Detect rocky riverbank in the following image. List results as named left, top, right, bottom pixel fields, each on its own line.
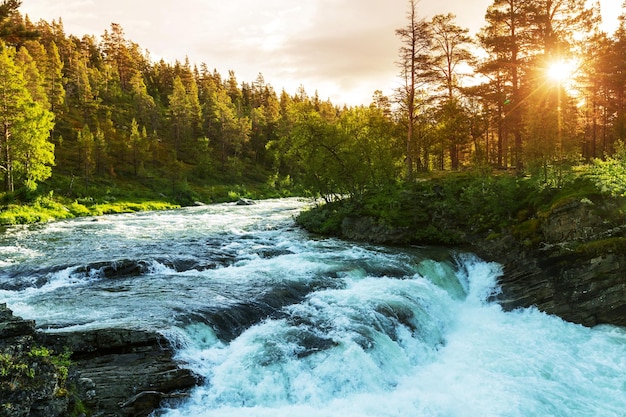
left=474, top=198, right=626, bottom=327
left=337, top=190, right=626, bottom=328
left=0, top=304, right=199, bottom=417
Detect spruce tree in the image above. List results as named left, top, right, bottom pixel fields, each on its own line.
left=0, top=42, right=54, bottom=192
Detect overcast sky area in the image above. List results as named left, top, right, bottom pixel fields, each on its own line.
left=19, top=0, right=622, bottom=106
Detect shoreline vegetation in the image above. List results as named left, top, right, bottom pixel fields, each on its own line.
left=0, top=174, right=302, bottom=226
left=296, top=167, right=626, bottom=248
left=5, top=158, right=626, bottom=244
left=0, top=198, right=179, bottom=226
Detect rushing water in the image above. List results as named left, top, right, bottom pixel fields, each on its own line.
left=1, top=198, right=626, bottom=417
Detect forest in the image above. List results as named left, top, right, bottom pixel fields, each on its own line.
left=1, top=0, right=626, bottom=218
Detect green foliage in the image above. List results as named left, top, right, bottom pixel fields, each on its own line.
left=0, top=41, right=55, bottom=193
left=0, top=352, right=34, bottom=380
left=296, top=200, right=350, bottom=235
left=67, top=201, right=92, bottom=216
left=512, top=218, right=542, bottom=243
left=540, top=176, right=601, bottom=212
left=68, top=396, right=89, bottom=417
left=456, top=173, right=535, bottom=230
left=30, top=346, right=71, bottom=386
left=298, top=173, right=547, bottom=245
left=2, top=345, right=70, bottom=389
left=575, top=237, right=626, bottom=257
left=1, top=342, right=83, bottom=414
left=272, top=102, right=402, bottom=200
left=584, top=143, right=626, bottom=197
left=0, top=194, right=179, bottom=225
left=0, top=204, right=56, bottom=224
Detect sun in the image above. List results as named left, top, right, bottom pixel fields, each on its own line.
left=546, top=59, right=577, bottom=83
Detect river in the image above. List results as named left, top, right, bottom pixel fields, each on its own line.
left=1, top=198, right=625, bottom=416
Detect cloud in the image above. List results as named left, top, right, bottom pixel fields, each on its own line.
left=20, top=0, right=499, bottom=105
left=21, top=0, right=620, bottom=107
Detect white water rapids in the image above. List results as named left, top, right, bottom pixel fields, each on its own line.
left=1, top=198, right=625, bottom=416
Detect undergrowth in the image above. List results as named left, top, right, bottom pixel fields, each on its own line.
left=296, top=170, right=610, bottom=246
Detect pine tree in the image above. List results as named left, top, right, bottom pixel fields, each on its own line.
left=429, top=13, right=474, bottom=169
left=479, top=0, right=536, bottom=172
left=0, top=42, right=54, bottom=192
left=168, top=76, right=193, bottom=160
left=14, top=45, right=48, bottom=107
left=395, top=0, right=432, bottom=178
left=0, top=0, right=38, bottom=46
left=44, top=41, right=65, bottom=114
left=76, top=124, right=94, bottom=185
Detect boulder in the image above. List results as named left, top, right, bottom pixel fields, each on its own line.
left=236, top=198, right=255, bottom=206
left=1, top=303, right=199, bottom=417
left=0, top=304, right=69, bottom=417
left=40, top=327, right=200, bottom=417
left=0, top=303, right=35, bottom=339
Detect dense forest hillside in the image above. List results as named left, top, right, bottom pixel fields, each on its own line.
left=1, top=0, right=626, bottom=221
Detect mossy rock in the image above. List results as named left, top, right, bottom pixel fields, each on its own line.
left=575, top=237, right=626, bottom=256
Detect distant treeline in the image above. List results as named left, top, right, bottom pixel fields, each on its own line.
left=1, top=0, right=626, bottom=203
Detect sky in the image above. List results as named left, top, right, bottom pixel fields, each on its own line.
left=19, top=0, right=623, bottom=106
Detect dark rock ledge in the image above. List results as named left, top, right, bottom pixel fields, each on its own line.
left=341, top=198, right=626, bottom=328
left=471, top=200, right=626, bottom=327
left=0, top=303, right=199, bottom=417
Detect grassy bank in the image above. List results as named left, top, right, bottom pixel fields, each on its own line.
left=296, top=169, right=621, bottom=246
left=0, top=195, right=180, bottom=226
left=0, top=172, right=304, bottom=226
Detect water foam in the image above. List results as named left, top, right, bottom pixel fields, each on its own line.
left=3, top=200, right=625, bottom=417
left=159, top=256, right=626, bottom=417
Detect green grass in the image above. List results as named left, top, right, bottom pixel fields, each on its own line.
left=295, top=169, right=620, bottom=246
left=0, top=169, right=303, bottom=226
left=0, top=196, right=180, bottom=226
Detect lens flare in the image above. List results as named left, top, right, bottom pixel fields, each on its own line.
left=546, top=59, right=576, bottom=83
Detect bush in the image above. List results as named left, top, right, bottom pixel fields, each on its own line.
left=67, top=202, right=91, bottom=217
left=584, top=141, right=626, bottom=197
left=296, top=200, right=348, bottom=235
left=295, top=173, right=555, bottom=245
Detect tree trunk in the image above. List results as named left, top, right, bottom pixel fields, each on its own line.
left=2, top=122, right=13, bottom=192
left=449, top=143, right=459, bottom=170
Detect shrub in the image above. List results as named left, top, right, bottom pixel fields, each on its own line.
left=585, top=142, right=626, bottom=197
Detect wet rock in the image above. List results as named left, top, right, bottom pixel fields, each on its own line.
left=0, top=303, right=35, bottom=338
left=176, top=279, right=339, bottom=342
left=477, top=237, right=626, bottom=327
left=0, top=304, right=69, bottom=417
left=294, top=332, right=339, bottom=358
left=473, top=198, right=626, bottom=327
left=77, top=259, right=152, bottom=279
left=341, top=216, right=410, bottom=244
left=1, top=303, right=199, bottom=417
left=40, top=327, right=200, bottom=417
left=0, top=265, right=65, bottom=291
left=236, top=198, right=255, bottom=206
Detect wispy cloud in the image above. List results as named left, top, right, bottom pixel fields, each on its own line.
left=23, top=0, right=617, bottom=105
